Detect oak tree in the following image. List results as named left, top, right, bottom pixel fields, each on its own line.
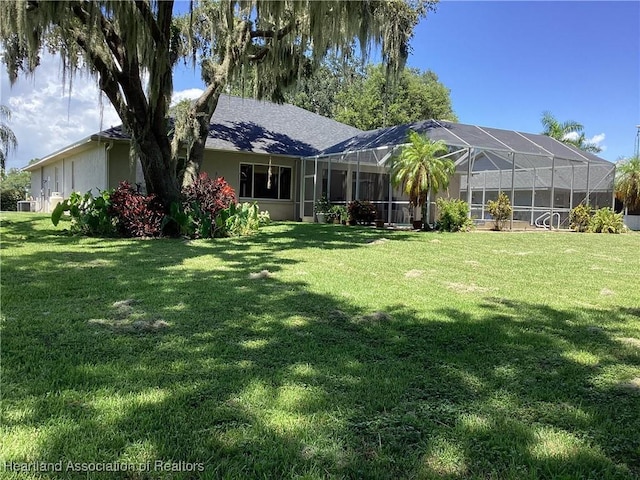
left=1, top=0, right=434, bottom=206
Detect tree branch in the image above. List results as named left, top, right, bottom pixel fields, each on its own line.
left=247, top=48, right=269, bottom=62
left=134, top=0, right=165, bottom=47
left=74, top=33, right=129, bottom=124
left=250, top=21, right=295, bottom=40
left=70, top=2, right=125, bottom=69
left=69, top=3, right=148, bottom=132
left=247, top=20, right=296, bottom=62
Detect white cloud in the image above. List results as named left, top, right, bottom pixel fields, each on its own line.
left=0, top=54, right=204, bottom=170
left=588, top=133, right=606, bottom=151
left=1, top=54, right=120, bottom=169
left=560, top=131, right=606, bottom=152
left=171, top=88, right=204, bottom=106
left=562, top=132, right=580, bottom=142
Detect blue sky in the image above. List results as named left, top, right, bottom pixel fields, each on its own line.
left=408, top=1, right=639, bottom=162
left=1, top=1, right=638, bottom=170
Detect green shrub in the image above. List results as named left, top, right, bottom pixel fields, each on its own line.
left=569, top=203, right=593, bottom=232
left=487, top=193, right=512, bottom=231
left=257, top=210, right=271, bottom=226
left=216, top=202, right=263, bottom=237
left=51, top=190, right=115, bottom=236
left=347, top=200, right=377, bottom=225
left=589, top=207, right=624, bottom=234
left=163, top=174, right=238, bottom=238
left=435, top=198, right=473, bottom=232
left=0, top=188, right=24, bottom=211
left=0, top=168, right=30, bottom=210
left=329, top=204, right=347, bottom=223
left=314, top=195, right=331, bottom=214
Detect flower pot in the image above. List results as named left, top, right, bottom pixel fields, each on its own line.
left=316, top=213, right=327, bottom=224
left=412, top=220, right=423, bottom=230
left=375, top=220, right=385, bottom=228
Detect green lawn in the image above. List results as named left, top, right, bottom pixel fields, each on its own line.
left=1, top=212, right=639, bottom=479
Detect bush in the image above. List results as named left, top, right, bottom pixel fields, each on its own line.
left=314, top=195, right=331, bottom=214
left=589, top=207, right=624, bottom=234
left=179, top=173, right=237, bottom=238
left=51, top=190, right=116, bottom=236
left=0, top=188, right=24, bottom=211
left=258, top=210, right=271, bottom=226
left=0, top=168, right=30, bottom=210
left=216, top=202, right=265, bottom=237
left=109, top=182, right=165, bottom=237
left=329, top=205, right=347, bottom=223
left=435, top=198, right=473, bottom=232
left=347, top=200, right=377, bottom=225
left=183, top=173, right=236, bottom=219
left=487, top=193, right=512, bottom=231
left=569, top=203, right=593, bottom=232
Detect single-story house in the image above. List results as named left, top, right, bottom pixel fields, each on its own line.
left=25, top=94, right=616, bottom=228
left=24, top=95, right=361, bottom=220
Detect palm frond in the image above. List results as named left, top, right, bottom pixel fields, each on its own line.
left=386, top=131, right=453, bottom=207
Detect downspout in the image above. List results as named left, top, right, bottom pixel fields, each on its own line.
left=105, top=141, right=114, bottom=190
left=39, top=166, right=45, bottom=212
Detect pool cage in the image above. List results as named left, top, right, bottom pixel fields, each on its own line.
left=300, top=120, right=616, bottom=229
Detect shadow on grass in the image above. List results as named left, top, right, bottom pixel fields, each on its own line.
left=1, top=216, right=639, bottom=479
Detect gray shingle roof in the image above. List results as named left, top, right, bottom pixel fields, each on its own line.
left=96, top=94, right=362, bottom=157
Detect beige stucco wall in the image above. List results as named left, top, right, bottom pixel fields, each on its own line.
left=107, top=143, right=137, bottom=189
left=201, top=150, right=299, bottom=221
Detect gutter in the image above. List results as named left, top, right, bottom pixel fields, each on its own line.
left=22, top=136, right=94, bottom=172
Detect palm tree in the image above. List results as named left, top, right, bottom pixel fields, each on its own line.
left=570, top=131, right=603, bottom=154
left=0, top=105, right=18, bottom=177
left=540, top=111, right=602, bottom=153
left=615, top=155, right=640, bottom=214
left=386, top=131, right=454, bottom=229
left=541, top=111, right=583, bottom=141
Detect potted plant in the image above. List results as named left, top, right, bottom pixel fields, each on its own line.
left=330, top=204, right=347, bottom=224
left=314, top=195, right=331, bottom=223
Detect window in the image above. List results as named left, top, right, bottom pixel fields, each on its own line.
left=239, top=163, right=292, bottom=200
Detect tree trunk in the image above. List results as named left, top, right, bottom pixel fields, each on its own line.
left=130, top=126, right=181, bottom=207
left=181, top=110, right=215, bottom=189
left=425, top=191, right=431, bottom=230
left=181, top=89, right=223, bottom=189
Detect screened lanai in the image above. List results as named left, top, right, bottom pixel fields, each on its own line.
left=300, top=120, right=616, bottom=228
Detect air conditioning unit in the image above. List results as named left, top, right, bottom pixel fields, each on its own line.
left=49, top=193, right=64, bottom=212
left=17, top=201, right=35, bottom=212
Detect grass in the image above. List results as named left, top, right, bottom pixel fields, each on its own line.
left=1, top=212, right=639, bottom=479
